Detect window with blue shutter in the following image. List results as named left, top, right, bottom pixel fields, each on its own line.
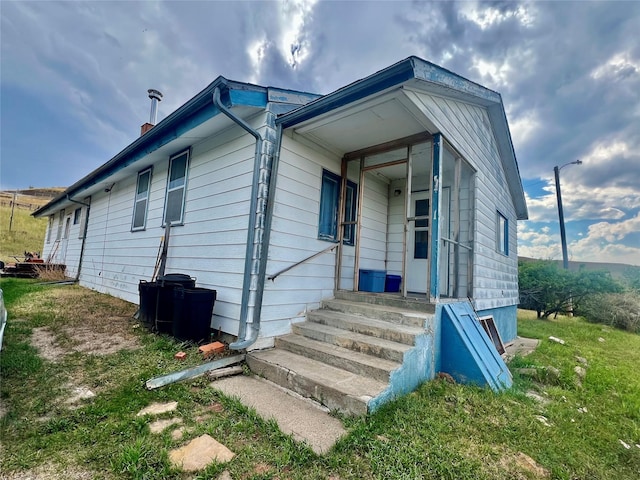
left=318, top=169, right=357, bottom=245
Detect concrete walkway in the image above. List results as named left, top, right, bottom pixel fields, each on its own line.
left=211, top=375, right=346, bottom=454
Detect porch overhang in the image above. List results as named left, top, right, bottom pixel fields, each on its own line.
left=277, top=56, right=528, bottom=220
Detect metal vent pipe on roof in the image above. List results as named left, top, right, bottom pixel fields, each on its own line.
left=148, top=89, right=163, bottom=125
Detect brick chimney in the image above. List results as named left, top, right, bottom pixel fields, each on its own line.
left=141, top=89, right=163, bottom=136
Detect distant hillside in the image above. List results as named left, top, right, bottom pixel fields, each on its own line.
left=0, top=188, right=65, bottom=263
left=0, top=187, right=65, bottom=211
left=518, top=256, right=639, bottom=282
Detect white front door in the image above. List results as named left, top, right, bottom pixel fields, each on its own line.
left=406, top=191, right=430, bottom=293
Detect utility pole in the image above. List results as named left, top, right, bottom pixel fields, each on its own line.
left=9, top=191, right=17, bottom=231
left=554, top=160, right=582, bottom=317
left=554, top=160, right=582, bottom=269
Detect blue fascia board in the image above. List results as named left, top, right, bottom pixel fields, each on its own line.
left=267, top=87, right=321, bottom=105
left=411, top=56, right=501, bottom=105
left=34, top=78, right=270, bottom=217
left=230, top=89, right=268, bottom=108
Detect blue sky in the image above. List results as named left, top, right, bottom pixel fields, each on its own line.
left=1, top=1, right=639, bottom=266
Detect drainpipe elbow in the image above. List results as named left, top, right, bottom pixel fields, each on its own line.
left=229, top=324, right=259, bottom=350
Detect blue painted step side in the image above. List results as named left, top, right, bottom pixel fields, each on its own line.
left=440, top=302, right=512, bottom=391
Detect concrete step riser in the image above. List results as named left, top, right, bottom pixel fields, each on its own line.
left=246, top=355, right=369, bottom=415
left=322, top=299, right=429, bottom=328
left=275, top=336, right=393, bottom=383
left=293, top=324, right=405, bottom=363
left=335, top=291, right=436, bottom=313
left=307, top=312, right=417, bottom=345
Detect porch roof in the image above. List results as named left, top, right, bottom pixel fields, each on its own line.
left=277, top=56, right=528, bottom=220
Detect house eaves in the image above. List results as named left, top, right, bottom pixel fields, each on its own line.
left=33, top=78, right=270, bottom=217
left=277, top=56, right=528, bottom=220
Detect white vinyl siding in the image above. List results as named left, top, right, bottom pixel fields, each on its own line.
left=132, top=168, right=152, bottom=231
left=75, top=114, right=265, bottom=337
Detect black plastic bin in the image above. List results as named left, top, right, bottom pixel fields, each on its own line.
left=138, top=280, right=159, bottom=327
left=172, top=287, right=217, bottom=342
left=139, top=274, right=196, bottom=333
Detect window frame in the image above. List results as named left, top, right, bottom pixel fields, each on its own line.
left=131, top=167, right=153, bottom=231
left=496, top=211, right=509, bottom=256
left=56, top=210, right=65, bottom=241
left=73, top=208, right=82, bottom=225
left=318, top=169, right=357, bottom=246
left=47, top=215, right=54, bottom=243
left=162, top=150, right=190, bottom=226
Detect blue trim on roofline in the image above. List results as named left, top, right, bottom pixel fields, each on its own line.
left=34, top=78, right=270, bottom=217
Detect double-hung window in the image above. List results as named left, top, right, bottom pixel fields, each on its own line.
left=73, top=208, right=82, bottom=225
left=318, top=169, right=357, bottom=245
left=496, top=211, right=508, bottom=255
left=56, top=210, right=65, bottom=241
left=47, top=215, right=54, bottom=243
left=163, top=150, right=189, bottom=225
left=132, top=168, right=152, bottom=231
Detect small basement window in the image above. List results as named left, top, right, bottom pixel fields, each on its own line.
left=132, top=168, right=152, bottom=231
left=497, top=211, right=508, bottom=256
left=163, top=150, right=189, bottom=226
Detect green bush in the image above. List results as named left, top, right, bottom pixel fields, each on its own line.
left=579, top=292, right=640, bottom=333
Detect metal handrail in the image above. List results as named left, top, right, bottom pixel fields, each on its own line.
left=442, top=237, right=472, bottom=251
left=268, top=244, right=337, bottom=281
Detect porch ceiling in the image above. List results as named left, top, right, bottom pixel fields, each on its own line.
left=291, top=89, right=435, bottom=157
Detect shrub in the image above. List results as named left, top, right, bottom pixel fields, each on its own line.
left=579, top=292, right=640, bottom=333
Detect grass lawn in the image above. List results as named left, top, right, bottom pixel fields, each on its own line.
left=0, top=279, right=638, bottom=479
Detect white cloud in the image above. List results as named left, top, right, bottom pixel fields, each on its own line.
left=519, top=213, right=640, bottom=266
left=460, top=2, right=536, bottom=30
left=591, top=52, right=639, bottom=80
left=279, top=0, right=318, bottom=69
left=524, top=179, right=640, bottom=223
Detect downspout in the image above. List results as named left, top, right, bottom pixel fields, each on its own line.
left=66, top=195, right=91, bottom=282
left=212, top=87, right=273, bottom=350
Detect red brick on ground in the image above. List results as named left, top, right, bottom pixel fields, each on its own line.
left=199, top=342, right=225, bottom=357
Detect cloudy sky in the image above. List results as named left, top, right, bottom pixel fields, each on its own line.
left=1, top=1, right=639, bottom=266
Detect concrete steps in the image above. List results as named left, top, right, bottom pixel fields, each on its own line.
left=247, top=349, right=387, bottom=416
left=276, top=333, right=400, bottom=383
left=247, top=293, right=435, bottom=415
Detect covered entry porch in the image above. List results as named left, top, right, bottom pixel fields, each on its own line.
left=285, top=87, right=477, bottom=303
left=335, top=133, right=476, bottom=302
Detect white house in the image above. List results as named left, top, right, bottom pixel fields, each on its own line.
left=35, top=57, right=527, bottom=413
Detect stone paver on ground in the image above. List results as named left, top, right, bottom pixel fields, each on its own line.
left=149, top=417, right=183, bottom=434
left=136, top=401, right=178, bottom=416
left=169, top=434, right=235, bottom=471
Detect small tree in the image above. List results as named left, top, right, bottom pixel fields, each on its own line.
left=518, top=260, right=622, bottom=319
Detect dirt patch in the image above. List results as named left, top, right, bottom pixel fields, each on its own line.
left=30, top=327, right=67, bottom=362
left=0, top=463, right=99, bottom=480
left=66, top=324, right=139, bottom=356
